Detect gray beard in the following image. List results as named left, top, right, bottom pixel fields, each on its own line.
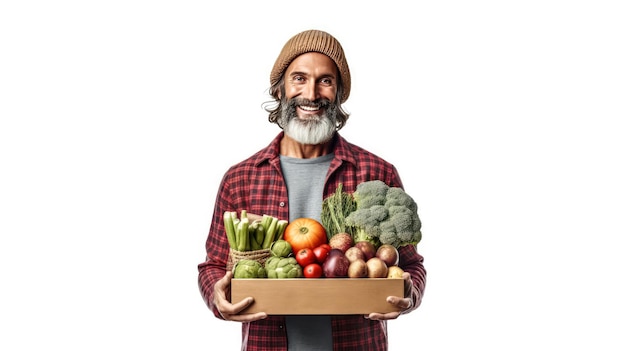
left=280, top=99, right=337, bottom=145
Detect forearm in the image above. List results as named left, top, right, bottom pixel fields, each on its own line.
left=198, top=179, right=235, bottom=319
left=398, top=244, right=426, bottom=312
left=198, top=259, right=227, bottom=319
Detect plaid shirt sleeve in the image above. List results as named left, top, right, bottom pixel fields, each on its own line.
left=198, top=132, right=427, bottom=350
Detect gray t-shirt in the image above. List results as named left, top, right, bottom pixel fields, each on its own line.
left=280, top=154, right=333, bottom=350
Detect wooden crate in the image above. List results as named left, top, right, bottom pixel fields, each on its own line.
left=231, top=278, right=403, bottom=315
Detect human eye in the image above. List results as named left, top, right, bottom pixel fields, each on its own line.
left=291, top=74, right=306, bottom=84
left=320, top=77, right=334, bottom=86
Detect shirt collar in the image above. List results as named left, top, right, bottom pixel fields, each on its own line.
left=252, top=131, right=357, bottom=167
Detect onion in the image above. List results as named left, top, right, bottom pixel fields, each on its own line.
left=322, top=249, right=350, bottom=278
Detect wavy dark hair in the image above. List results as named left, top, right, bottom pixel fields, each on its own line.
left=263, top=75, right=350, bottom=131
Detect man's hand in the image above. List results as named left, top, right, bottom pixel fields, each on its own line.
left=214, top=271, right=267, bottom=322
left=365, top=272, right=413, bottom=320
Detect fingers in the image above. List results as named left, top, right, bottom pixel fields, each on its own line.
left=365, top=311, right=401, bottom=320
left=402, top=272, right=412, bottom=296
left=221, top=296, right=268, bottom=322
left=215, top=271, right=233, bottom=293
left=365, top=295, right=411, bottom=320
left=386, top=295, right=412, bottom=309
left=228, top=311, right=268, bottom=322
left=214, top=271, right=267, bottom=322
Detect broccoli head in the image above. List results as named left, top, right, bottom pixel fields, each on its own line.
left=344, top=204, right=387, bottom=246
left=345, top=180, right=422, bottom=248
left=352, top=180, right=389, bottom=209
left=385, top=187, right=418, bottom=213
left=379, top=224, right=402, bottom=248
left=379, top=205, right=422, bottom=247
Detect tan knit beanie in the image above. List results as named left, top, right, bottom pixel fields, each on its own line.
left=270, top=29, right=351, bottom=103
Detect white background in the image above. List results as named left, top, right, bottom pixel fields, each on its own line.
left=1, top=1, right=625, bottom=350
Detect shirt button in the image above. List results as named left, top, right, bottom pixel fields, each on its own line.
left=279, top=202, right=285, bottom=207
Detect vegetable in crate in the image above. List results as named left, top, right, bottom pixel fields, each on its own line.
left=282, top=217, right=328, bottom=253
left=344, top=180, right=422, bottom=248
left=321, top=183, right=356, bottom=239
left=223, top=211, right=288, bottom=252
left=259, top=214, right=289, bottom=249
left=232, top=259, right=267, bottom=279
left=265, top=256, right=303, bottom=278
left=269, top=239, right=293, bottom=258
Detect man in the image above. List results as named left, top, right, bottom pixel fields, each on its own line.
left=198, top=29, right=426, bottom=350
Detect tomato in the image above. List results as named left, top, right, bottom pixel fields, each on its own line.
left=283, top=217, right=328, bottom=253
left=313, top=244, right=331, bottom=264
left=303, top=263, right=323, bottom=278
left=295, top=248, right=317, bottom=267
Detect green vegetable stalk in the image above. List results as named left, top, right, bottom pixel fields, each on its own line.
left=260, top=216, right=289, bottom=249
left=321, top=183, right=356, bottom=240
left=275, top=220, right=288, bottom=241
left=223, top=211, right=288, bottom=251
left=261, top=216, right=278, bottom=249
left=248, top=220, right=264, bottom=251
left=236, top=217, right=250, bottom=251
left=223, top=211, right=238, bottom=249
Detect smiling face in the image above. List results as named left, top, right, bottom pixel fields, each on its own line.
left=278, top=52, right=339, bottom=145
left=283, top=52, right=338, bottom=111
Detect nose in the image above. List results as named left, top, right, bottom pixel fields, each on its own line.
left=301, top=80, right=321, bottom=101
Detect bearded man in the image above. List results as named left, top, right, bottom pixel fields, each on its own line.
left=198, top=29, right=427, bottom=351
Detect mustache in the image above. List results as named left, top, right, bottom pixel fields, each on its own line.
left=287, top=97, right=332, bottom=110
left=278, top=96, right=338, bottom=132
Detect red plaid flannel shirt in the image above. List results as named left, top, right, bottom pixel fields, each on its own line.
left=198, top=132, right=426, bottom=351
